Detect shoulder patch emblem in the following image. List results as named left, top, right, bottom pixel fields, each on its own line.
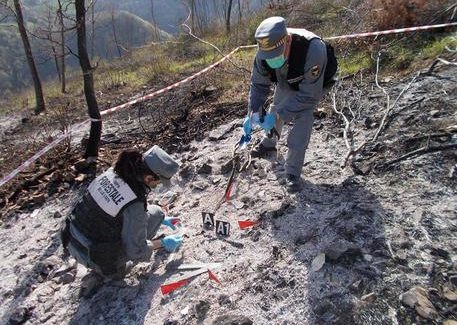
left=310, top=65, right=321, bottom=77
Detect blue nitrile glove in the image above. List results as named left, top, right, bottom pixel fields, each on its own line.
left=259, top=113, right=276, bottom=132
left=242, top=113, right=260, bottom=136
left=242, top=116, right=252, bottom=136
left=162, top=216, right=181, bottom=230
left=161, top=234, right=183, bottom=252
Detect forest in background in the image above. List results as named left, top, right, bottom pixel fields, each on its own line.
left=0, top=0, right=263, bottom=97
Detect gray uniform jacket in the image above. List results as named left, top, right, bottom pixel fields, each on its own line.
left=121, top=202, right=165, bottom=262
left=249, top=29, right=327, bottom=122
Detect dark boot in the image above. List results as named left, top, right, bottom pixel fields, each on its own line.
left=78, top=270, right=104, bottom=298
left=285, top=174, right=302, bottom=193
left=251, top=143, right=277, bottom=158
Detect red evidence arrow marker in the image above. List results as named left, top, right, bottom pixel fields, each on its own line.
left=225, top=184, right=233, bottom=202
left=208, top=270, right=222, bottom=285
left=238, top=220, right=260, bottom=230
left=160, top=279, right=189, bottom=295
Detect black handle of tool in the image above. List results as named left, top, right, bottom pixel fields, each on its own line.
left=259, top=105, right=265, bottom=124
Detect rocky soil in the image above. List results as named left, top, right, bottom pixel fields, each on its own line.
left=0, top=63, right=456, bottom=325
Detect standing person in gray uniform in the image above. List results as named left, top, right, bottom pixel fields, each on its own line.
left=61, top=145, right=182, bottom=287
left=244, top=16, right=337, bottom=192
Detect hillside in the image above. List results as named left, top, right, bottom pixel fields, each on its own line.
left=0, top=4, right=171, bottom=97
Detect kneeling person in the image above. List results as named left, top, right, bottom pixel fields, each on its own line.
left=61, top=145, right=182, bottom=279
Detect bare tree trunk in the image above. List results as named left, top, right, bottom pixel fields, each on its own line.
left=13, top=0, right=45, bottom=114
left=90, top=1, right=94, bottom=59
left=150, top=0, right=159, bottom=41
left=75, top=0, right=101, bottom=162
left=190, top=0, right=195, bottom=32
left=57, top=0, right=66, bottom=93
left=226, top=0, right=233, bottom=33
left=110, top=7, right=122, bottom=58
left=238, top=0, right=242, bottom=22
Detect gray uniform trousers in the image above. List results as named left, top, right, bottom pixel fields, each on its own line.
left=260, top=106, right=314, bottom=177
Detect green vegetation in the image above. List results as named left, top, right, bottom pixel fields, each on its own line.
left=420, top=33, right=457, bottom=58
left=338, top=52, right=373, bottom=75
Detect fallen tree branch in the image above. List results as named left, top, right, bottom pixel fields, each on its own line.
left=372, top=52, right=420, bottom=142
left=331, top=91, right=352, bottom=168
left=427, top=57, right=457, bottom=74
left=379, top=143, right=457, bottom=169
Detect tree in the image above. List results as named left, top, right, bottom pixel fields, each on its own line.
left=57, top=0, right=66, bottom=93
left=2, top=0, right=46, bottom=113
left=225, top=0, right=233, bottom=33
left=75, top=0, right=101, bottom=163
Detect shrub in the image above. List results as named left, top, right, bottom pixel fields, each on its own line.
left=368, top=0, right=454, bottom=30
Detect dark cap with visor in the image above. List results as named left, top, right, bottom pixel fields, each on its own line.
left=143, top=145, right=179, bottom=187
left=255, top=16, right=288, bottom=60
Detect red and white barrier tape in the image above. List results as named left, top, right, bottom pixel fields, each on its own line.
left=1, top=22, right=456, bottom=189
left=325, top=22, right=457, bottom=40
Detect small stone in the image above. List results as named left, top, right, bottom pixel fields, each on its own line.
left=180, top=306, right=189, bottom=315
left=220, top=160, right=233, bottom=174
left=195, top=300, right=210, bottom=320
left=197, top=163, right=212, bottom=175
left=232, top=201, right=244, bottom=210
left=179, top=164, right=194, bottom=179
left=450, top=275, right=457, bottom=287
left=9, top=306, right=33, bottom=325
left=311, top=253, right=326, bottom=272
left=430, top=246, right=449, bottom=259
left=363, top=254, right=373, bottom=262
left=449, top=164, right=457, bottom=179
left=324, top=241, right=361, bottom=261
left=399, top=287, right=438, bottom=320
left=53, top=211, right=62, bottom=218
left=59, top=272, right=76, bottom=285
left=444, top=320, right=457, bottom=325
left=75, top=174, right=87, bottom=183
left=255, top=168, right=267, bottom=178
left=430, top=109, right=440, bottom=118
left=211, top=314, right=253, bottom=325
left=218, top=294, right=231, bottom=305
left=159, top=191, right=178, bottom=206
left=415, top=304, right=438, bottom=320
left=443, top=288, right=457, bottom=302
left=208, top=123, right=234, bottom=141
left=350, top=280, right=363, bottom=293
left=191, top=181, right=208, bottom=191
left=361, top=292, right=377, bottom=303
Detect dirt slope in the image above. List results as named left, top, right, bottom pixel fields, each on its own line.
left=0, top=64, right=455, bottom=325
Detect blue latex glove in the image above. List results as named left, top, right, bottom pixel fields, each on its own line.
left=259, top=113, right=276, bottom=132
left=242, top=113, right=260, bottom=136
left=161, top=234, right=183, bottom=252
left=161, top=216, right=180, bottom=230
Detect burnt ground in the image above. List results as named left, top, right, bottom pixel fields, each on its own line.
left=0, top=64, right=250, bottom=217
left=0, top=59, right=455, bottom=325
